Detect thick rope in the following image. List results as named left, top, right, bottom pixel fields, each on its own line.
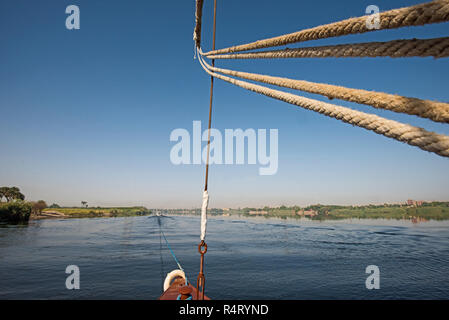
left=193, top=0, right=205, bottom=48
left=198, top=53, right=449, bottom=157
left=205, top=37, right=449, bottom=59
left=198, top=53, right=449, bottom=124
left=202, top=0, right=449, bottom=56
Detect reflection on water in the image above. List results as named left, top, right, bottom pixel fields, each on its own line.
left=0, top=216, right=449, bottom=299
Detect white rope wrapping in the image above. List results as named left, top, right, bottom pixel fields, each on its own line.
left=200, top=190, right=209, bottom=241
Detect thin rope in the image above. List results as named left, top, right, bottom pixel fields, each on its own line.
left=160, top=228, right=184, bottom=272
left=198, top=53, right=449, bottom=124
left=158, top=217, right=165, bottom=290
left=204, top=0, right=217, bottom=192
left=202, top=0, right=449, bottom=56
left=205, top=37, right=449, bottom=60
left=158, top=216, right=188, bottom=285
left=198, top=52, right=449, bottom=157
left=200, top=0, right=217, bottom=241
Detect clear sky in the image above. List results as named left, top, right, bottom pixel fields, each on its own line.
left=1, top=0, right=448, bottom=208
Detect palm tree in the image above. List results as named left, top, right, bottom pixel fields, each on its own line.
left=81, top=201, right=88, bottom=208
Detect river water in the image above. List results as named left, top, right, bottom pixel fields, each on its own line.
left=0, top=215, right=448, bottom=300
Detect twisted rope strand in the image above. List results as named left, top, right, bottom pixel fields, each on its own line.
left=202, top=0, right=449, bottom=55
left=197, top=53, right=449, bottom=157
left=193, top=0, right=205, bottom=48
left=205, top=37, right=449, bottom=59
left=198, top=53, right=449, bottom=123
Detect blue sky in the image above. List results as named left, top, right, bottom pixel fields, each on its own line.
left=1, top=0, right=448, bottom=208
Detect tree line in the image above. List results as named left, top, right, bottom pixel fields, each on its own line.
left=0, top=187, right=25, bottom=202
left=0, top=186, right=47, bottom=216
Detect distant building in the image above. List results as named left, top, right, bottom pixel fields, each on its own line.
left=297, top=210, right=318, bottom=217
left=249, top=210, right=268, bottom=215
left=407, top=200, right=425, bottom=207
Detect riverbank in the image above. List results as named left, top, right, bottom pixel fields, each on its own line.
left=0, top=201, right=32, bottom=223
left=35, top=207, right=151, bottom=220
left=30, top=211, right=67, bottom=220
left=26, top=202, right=449, bottom=221
left=158, top=202, right=449, bottom=221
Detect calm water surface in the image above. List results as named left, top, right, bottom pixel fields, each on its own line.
left=1, top=215, right=448, bottom=299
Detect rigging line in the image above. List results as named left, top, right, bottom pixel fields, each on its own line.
left=198, top=51, right=449, bottom=124
left=160, top=226, right=184, bottom=273
left=197, top=53, right=449, bottom=157
left=193, top=0, right=205, bottom=48
left=201, top=0, right=449, bottom=56
left=157, top=217, right=188, bottom=285
left=204, top=37, right=449, bottom=60
left=196, top=0, right=217, bottom=301
left=204, top=0, right=217, bottom=192
left=158, top=217, right=165, bottom=289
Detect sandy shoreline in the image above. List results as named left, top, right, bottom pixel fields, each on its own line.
left=30, top=211, right=68, bottom=220
left=30, top=210, right=125, bottom=220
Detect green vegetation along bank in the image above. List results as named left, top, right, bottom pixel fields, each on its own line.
left=158, top=202, right=449, bottom=221
left=0, top=201, right=32, bottom=223
left=0, top=187, right=32, bottom=223
left=41, top=207, right=151, bottom=219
